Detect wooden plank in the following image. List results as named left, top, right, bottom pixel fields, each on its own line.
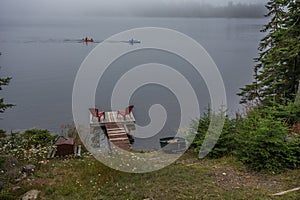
left=273, top=187, right=300, bottom=196
left=104, top=121, right=132, bottom=150
left=89, top=109, right=135, bottom=150
left=109, top=137, right=128, bottom=141
left=105, top=122, right=123, bottom=127
left=108, top=133, right=126, bottom=136
left=107, top=129, right=124, bottom=132
left=124, top=125, right=129, bottom=134
left=108, top=134, right=128, bottom=139
left=111, top=142, right=130, bottom=145
left=111, top=143, right=130, bottom=147
left=106, top=127, right=124, bottom=131
left=90, top=111, right=135, bottom=129
left=108, top=112, right=114, bottom=123
left=107, top=130, right=126, bottom=134
left=107, top=128, right=125, bottom=132
left=108, top=131, right=126, bottom=135
left=105, top=111, right=135, bottom=123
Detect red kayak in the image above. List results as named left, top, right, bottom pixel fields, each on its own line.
left=82, top=39, right=94, bottom=43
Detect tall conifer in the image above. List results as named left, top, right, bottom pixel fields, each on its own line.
left=239, top=0, right=300, bottom=104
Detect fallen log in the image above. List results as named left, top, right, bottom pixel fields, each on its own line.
left=272, top=187, right=300, bottom=196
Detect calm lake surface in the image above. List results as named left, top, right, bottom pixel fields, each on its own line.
left=0, top=16, right=266, bottom=149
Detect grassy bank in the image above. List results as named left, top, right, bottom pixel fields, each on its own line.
left=2, top=151, right=300, bottom=200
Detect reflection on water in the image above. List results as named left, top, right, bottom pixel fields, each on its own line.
left=0, top=17, right=266, bottom=140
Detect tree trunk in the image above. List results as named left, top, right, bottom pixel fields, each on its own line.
left=295, top=80, right=300, bottom=105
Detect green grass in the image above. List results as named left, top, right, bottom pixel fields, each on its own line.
left=2, top=151, right=300, bottom=200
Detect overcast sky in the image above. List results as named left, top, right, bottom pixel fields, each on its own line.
left=0, top=0, right=268, bottom=18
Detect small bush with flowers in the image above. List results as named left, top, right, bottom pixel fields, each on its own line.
left=0, top=129, right=57, bottom=165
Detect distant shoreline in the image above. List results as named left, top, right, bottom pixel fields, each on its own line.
left=131, top=3, right=267, bottom=19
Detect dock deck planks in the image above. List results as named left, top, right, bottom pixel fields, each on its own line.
left=90, top=111, right=135, bottom=126
left=90, top=111, right=135, bottom=151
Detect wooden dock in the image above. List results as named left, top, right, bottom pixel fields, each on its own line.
left=90, top=111, right=135, bottom=126
left=90, top=111, right=135, bottom=151
left=105, top=123, right=131, bottom=151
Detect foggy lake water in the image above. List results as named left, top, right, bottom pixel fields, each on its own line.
left=0, top=16, right=267, bottom=149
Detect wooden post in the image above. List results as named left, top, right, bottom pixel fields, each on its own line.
left=47, top=149, right=52, bottom=159
left=295, top=80, right=300, bottom=105
left=51, top=149, right=56, bottom=158
left=77, top=145, right=81, bottom=157
left=74, top=145, right=77, bottom=155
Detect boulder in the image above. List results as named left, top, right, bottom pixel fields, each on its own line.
left=0, top=180, right=4, bottom=190
left=22, top=164, right=36, bottom=176
left=11, top=186, right=22, bottom=191
left=21, top=189, right=40, bottom=200
left=1, top=155, right=20, bottom=179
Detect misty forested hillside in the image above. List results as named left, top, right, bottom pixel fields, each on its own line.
left=132, top=2, right=267, bottom=18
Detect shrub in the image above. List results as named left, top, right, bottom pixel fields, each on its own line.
left=191, top=110, right=237, bottom=158
left=22, top=129, right=56, bottom=148
left=235, top=109, right=300, bottom=173
left=190, top=102, right=300, bottom=173
left=1, top=129, right=57, bottom=165
left=258, top=100, right=300, bottom=126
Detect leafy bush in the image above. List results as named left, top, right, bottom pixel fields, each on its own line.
left=191, top=110, right=237, bottom=158
left=258, top=100, right=300, bottom=126
left=191, top=103, right=300, bottom=173
left=1, top=129, right=57, bottom=165
left=22, top=129, right=56, bottom=148
left=235, top=109, right=300, bottom=173
left=0, top=189, right=15, bottom=200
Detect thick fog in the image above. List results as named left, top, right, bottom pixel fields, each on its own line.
left=0, top=0, right=268, bottom=19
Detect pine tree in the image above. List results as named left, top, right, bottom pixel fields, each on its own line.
left=238, top=0, right=300, bottom=105
left=0, top=75, right=14, bottom=113
left=0, top=54, right=14, bottom=113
